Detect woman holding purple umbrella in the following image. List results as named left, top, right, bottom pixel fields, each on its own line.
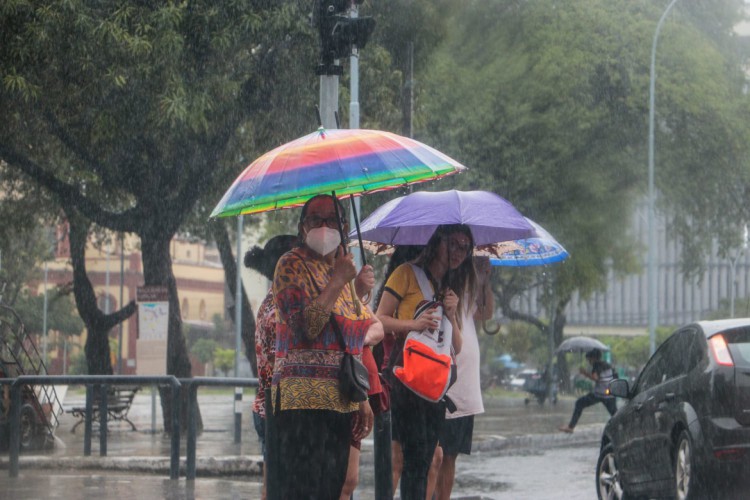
left=376, top=224, right=472, bottom=499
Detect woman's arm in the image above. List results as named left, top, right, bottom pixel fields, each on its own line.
left=474, top=281, right=495, bottom=322
left=364, top=309, right=385, bottom=346
left=376, top=291, right=439, bottom=338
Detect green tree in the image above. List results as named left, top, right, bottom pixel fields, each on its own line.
left=0, top=164, right=56, bottom=307
left=213, top=347, right=235, bottom=377
left=0, top=1, right=316, bottom=429
left=418, top=0, right=750, bottom=386
left=190, top=338, right=219, bottom=366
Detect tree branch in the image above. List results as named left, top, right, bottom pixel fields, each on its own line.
left=0, top=143, right=139, bottom=232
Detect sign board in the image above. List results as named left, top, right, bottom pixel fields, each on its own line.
left=136, top=286, right=169, bottom=375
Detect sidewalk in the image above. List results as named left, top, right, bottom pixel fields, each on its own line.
left=0, top=389, right=609, bottom=499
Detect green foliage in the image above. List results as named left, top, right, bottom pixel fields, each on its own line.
left=478, top=321, right=547, bottom=368
left=13, top=287, right=84, bottom=337
left=68, top=351, right=88, bottom=375
left=191, top=338, right=219, bottom=365
left=213, top=347, right=235, bottom=376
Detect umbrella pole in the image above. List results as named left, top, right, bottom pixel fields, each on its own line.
left=332, top=191, right=362, bottom=316
left=348, top=194, right=367, bottom=267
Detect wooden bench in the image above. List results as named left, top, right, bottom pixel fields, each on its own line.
left=67, top=385, right=141, bottom=433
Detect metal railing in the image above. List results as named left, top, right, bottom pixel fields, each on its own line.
left=181, top=377, right=258, bottom=480
left=3, top=376, right=179, bottom=478
left=2, top=374, right=395, bottom=499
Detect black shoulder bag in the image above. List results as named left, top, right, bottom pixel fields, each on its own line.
left=292, top=253, right=370, bottom=403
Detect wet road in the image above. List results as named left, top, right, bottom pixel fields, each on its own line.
left=1, top=389, right=613, bottom=499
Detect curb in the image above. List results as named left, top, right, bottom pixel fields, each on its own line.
left=473, top=423, right=605, bottom=453
left=0, top=454, right=264, bottom=476
left=0, top=425, right=604, bottom=475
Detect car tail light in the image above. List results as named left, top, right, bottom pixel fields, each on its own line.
left=714, top=448, right=746, bottom=461
left=709, top=334, right=734, bottom=367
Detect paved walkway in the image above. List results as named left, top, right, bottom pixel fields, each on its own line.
left=0, top=388, right=610, bottom=499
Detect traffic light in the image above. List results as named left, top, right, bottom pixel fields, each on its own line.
left=315, top=0, right=376, bottom=75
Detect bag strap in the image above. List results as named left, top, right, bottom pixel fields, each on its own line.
left=291, top=251, right=349, bottom=352
left=409, top=264, right=436, bottom=302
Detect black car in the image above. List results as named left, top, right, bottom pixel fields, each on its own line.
left=596, top=319, right=750, bottom=500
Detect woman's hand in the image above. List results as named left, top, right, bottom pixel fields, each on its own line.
left=352, top=400, right=374, bottom=440
left=411, top=307, right=440, bottom=332
left=474, top=256, right=491, bottom=284
left=443, top=288, right=459, bottom=320
left=354, top=264, right=375, bottom=300
left=331, top=250, right=357, bottom=287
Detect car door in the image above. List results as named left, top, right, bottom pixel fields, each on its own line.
left=639, top=330, right=697, bottom=485
left=613, top=347, right=666, bottom=483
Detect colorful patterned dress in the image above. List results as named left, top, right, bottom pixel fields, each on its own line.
left=271, top=245, right=374, bottom=413
left=252, top=291, right=276, bottom=418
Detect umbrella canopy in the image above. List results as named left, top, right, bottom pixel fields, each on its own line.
left=555, top=336, right=609, bottom=354
left=351, top=190, right=534, bottom=246
left=489, top=218, right=569, bottom=267
left=210, top=128, right=467, bottom=218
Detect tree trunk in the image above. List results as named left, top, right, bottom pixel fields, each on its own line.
left=140, top=229, right=201, bottom=433
left=209, top=220, right=257, bottom=376
left=67, top=213, right=136, bottom=375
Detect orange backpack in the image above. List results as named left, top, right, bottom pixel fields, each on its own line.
left=393, top=265, right=456, bottom=403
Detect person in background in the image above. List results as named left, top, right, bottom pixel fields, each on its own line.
left=340, top=345, right=383, bottom=500
left=436, top=255, right=494, bottom=500
left=340, top=255, right=382, bottom=500
left=272, top=194, right=383, bottom=498
left=243, top=234, right=298, bottom=500
left=558, top=348, right=617, bottom=433
left=377, top=224, right=475, bottom=499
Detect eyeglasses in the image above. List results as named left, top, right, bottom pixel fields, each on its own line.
left=447, top=238, right=472, bottom=255
left=304, top=215, right=344, bottom=229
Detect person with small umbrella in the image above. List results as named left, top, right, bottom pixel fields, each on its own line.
left=558, top=348, right=618, bottom=433
left=271, top=194, right=384, bottom=498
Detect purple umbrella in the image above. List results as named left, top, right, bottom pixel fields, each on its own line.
left=352, top=190, right=534, bottom=246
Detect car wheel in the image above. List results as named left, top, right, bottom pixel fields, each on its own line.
left=19, top=404, right=37, bottom=450
left=597, top=442, right=628, bottom=500
left=673, top=430, right=696, bottom=500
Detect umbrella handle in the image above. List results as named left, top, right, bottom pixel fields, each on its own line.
left=482, top=319, right=501, bottom=335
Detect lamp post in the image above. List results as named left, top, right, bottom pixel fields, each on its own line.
left=42, top=260, right=49, bottom=364
left=648, top=0, right=680, bottom=355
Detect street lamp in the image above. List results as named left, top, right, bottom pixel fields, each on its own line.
left=648, top=0, right=680, bottom=355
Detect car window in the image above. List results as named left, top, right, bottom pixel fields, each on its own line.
left=634, top=347, right=666, bottom=394
left=685, top=329, right=705, bottom=372
left=662, top=330, right=697, bottom=380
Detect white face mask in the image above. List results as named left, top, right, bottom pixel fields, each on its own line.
left=305, top=227, right=341, bottom=256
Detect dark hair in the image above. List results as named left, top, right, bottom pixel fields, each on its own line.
left=244, top=234, right=298, bottom=280
left=586, top=348, right=602, bottom=360
left=296, top=194, right=347, bottom=243
left=414, top=224, right=477, bottom=319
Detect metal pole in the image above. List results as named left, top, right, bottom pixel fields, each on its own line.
left=349, top=5, right=363, bottom=269
left=118, top=233, right=125, bottom=374
left=234, top=215, right=243, bottom=443
left=648, top=0, right=680, bottom=355
left=730, top=257, right=737, bottom=318
left=42, top=261, right=48, bottom=364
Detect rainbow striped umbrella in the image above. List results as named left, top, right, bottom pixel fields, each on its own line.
left=210, top=128, right=467, bottom=218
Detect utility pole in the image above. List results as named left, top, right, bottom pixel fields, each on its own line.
left=234, top=215, right=243, bottom=443
left=648, top=0, right=680, bottom=355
